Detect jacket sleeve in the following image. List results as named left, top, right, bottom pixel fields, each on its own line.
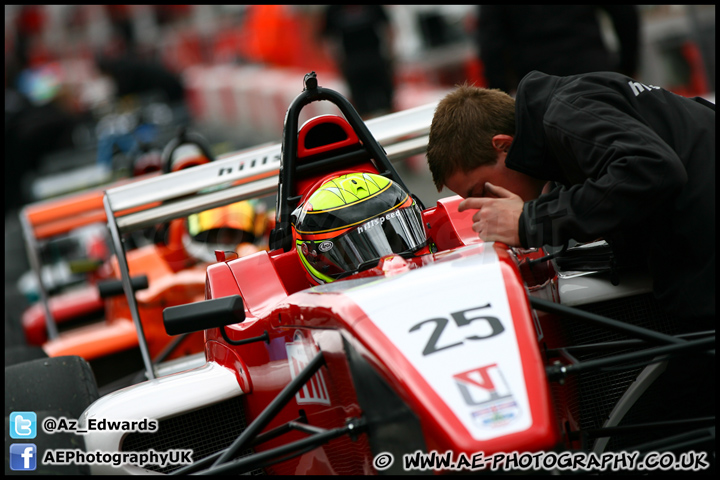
left=519, top=91, right=688, bottom=248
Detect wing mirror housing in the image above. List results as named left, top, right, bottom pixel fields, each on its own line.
left=163, top=295, right=246, bottom=335
left=98, top=275, right=149, bottom=298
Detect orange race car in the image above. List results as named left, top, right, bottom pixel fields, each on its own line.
left=17, top=130, right=271, bottom=389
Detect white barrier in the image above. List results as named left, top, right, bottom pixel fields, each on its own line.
left=183, top=64, right=452, bottom=145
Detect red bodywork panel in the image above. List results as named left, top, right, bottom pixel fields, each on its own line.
left=22, top=285, right=105, bottom=345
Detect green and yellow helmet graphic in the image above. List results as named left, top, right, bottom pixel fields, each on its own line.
left=305, top=173, right=391, bottom=210
left=294, top=173, right=408, bottom=237
left=292, top=172, right=427, bottom=284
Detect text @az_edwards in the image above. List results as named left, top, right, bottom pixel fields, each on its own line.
left=42, top=416, right=157, bottom=435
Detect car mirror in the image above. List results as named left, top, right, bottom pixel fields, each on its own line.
left=97, top=275, right=149, bottom=298
left=163, top=295, right=246, bottom=335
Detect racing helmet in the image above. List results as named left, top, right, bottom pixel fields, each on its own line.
left=183, top=200, right=267, bottom=263
left=292, top=172, right=427, bottom=284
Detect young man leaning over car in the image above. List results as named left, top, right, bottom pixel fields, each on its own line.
left=426, top=71, right=715, bottom=326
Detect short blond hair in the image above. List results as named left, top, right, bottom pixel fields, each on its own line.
left=427, top=84, right=516, bottom=191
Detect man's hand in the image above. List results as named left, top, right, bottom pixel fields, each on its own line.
left=457, top=183, right=524, bottom=246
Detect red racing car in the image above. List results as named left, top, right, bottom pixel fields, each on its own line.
left=27, top=73, right=713, bottom=474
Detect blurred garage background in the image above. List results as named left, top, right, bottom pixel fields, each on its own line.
left=5, top=5, right=715, bottom=323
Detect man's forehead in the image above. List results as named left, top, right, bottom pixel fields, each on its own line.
left=445, top=168, right=483, bottom=198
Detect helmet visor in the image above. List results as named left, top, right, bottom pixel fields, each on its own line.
left=299, top=204, right=427, bottom=279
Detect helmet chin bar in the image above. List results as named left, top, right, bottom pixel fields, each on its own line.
left=333, top=247, right=427, bottom=281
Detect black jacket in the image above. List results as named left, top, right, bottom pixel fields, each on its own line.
left=510, top=71, right=715, bottom=320
left=478, top=5, right=639, bottom=93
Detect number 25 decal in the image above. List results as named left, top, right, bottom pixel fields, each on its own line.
left=409, top=304, right=504, bottom=356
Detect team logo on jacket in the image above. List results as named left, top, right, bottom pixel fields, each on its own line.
left=286, top=331, right=331, bottom=405
left=453, top=364, right=520, bottom=428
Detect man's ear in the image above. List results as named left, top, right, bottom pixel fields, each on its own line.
left=491, top=134, right=514, bottom=153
